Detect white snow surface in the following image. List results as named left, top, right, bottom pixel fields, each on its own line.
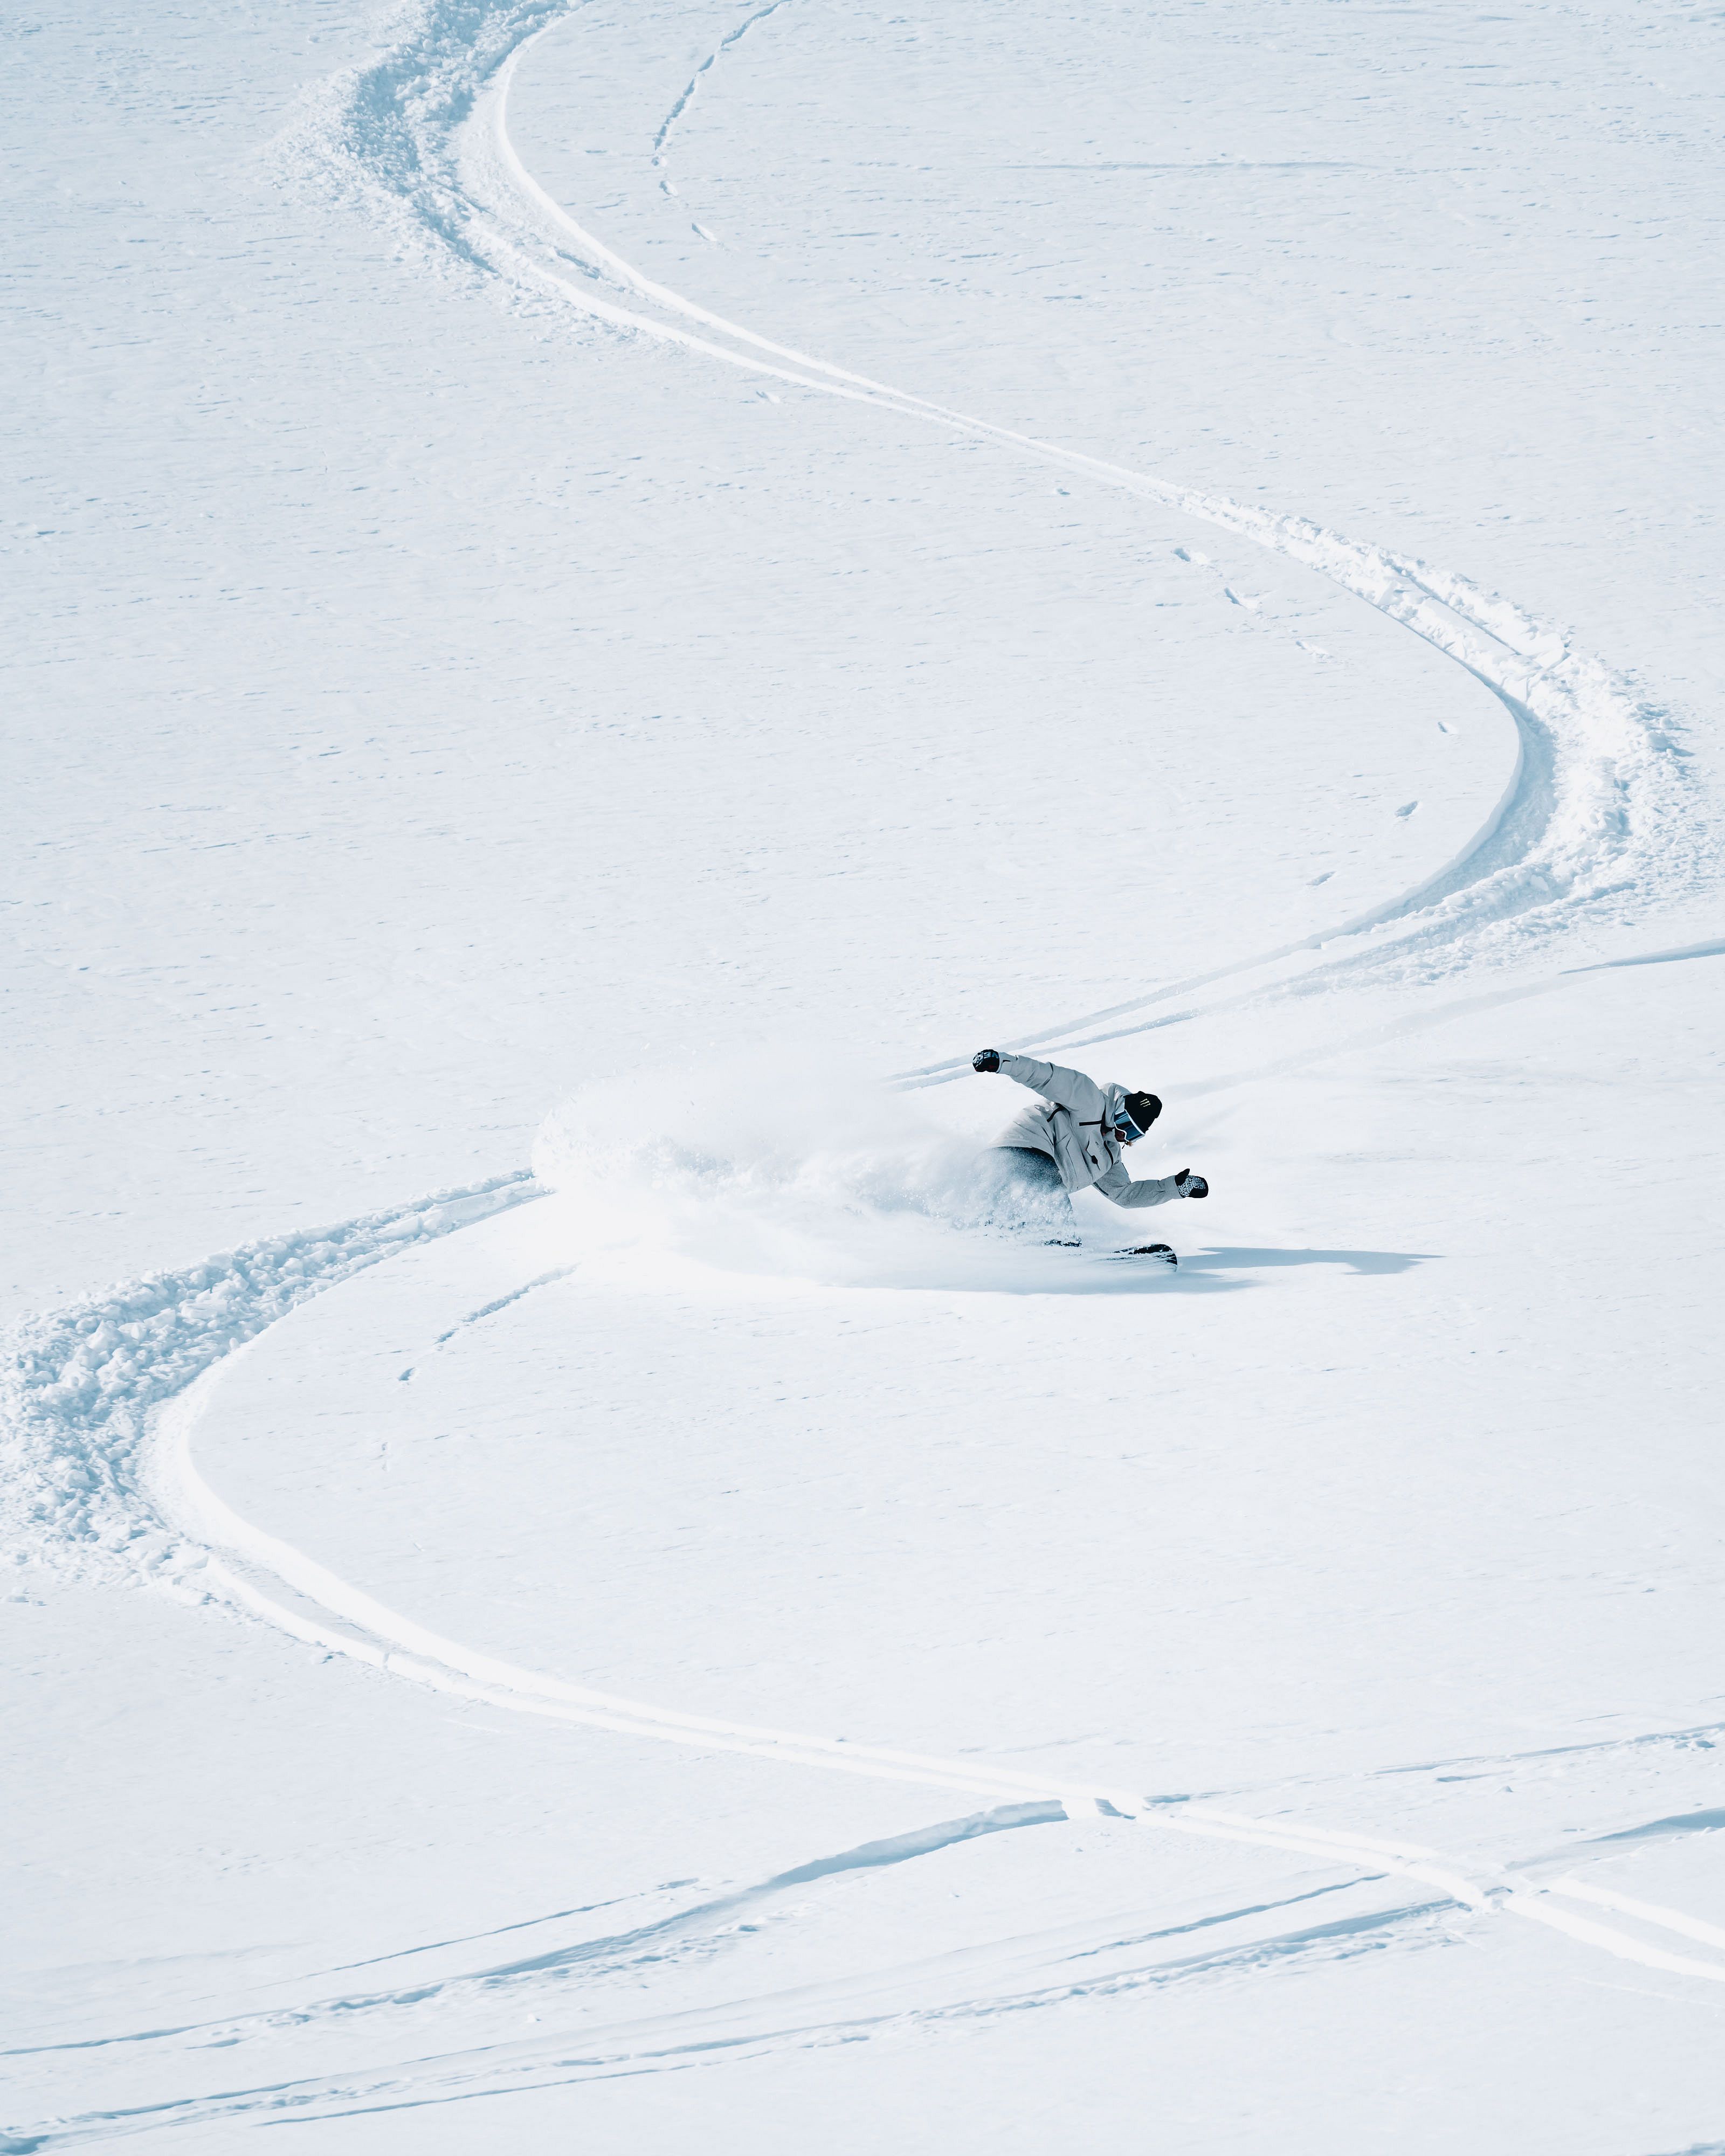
left=4, top=0, right=1725, bottom=2146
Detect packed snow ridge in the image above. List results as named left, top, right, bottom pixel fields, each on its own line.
left=0, top=1175, right=536, bottom=1597
left=282, top=0, right=1701, bottom=1050
left=8, top=4, right=1725, bottom=2138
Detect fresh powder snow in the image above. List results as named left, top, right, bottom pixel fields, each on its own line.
left=4, top=1, right=1724, bottom=2148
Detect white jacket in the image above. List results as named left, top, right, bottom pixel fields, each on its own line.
left=991, top=1054, right=1181, bottom=1211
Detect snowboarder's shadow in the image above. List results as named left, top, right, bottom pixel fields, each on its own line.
left=1180, top=1246, right=1434, bottom=1277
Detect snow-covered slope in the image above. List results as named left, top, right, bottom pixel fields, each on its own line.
left=4, top=1, right=1723, bottom=2147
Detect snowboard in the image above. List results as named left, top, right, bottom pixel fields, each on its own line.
left=1043, top=1239, right=1176, bottom=1264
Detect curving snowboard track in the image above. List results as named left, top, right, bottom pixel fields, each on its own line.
left=5, top=0, right=1723, bottom=2137
left=285, top=0, right=1702, bottom=1082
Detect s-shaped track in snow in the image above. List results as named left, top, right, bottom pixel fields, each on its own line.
left=5, top=4, right=1722, bottom=2136
left=285, top=0, right=1701, bottom=1086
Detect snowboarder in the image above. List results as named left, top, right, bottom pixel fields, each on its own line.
left=970, top=1049, right=1208, bottom=1252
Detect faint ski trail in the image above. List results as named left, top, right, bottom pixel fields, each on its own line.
left=489, top=14, right=1693, bottom=1065
left=9, top=1313, right=1724, bottom=2145
left=4, top=1802, right=1077, bottom=2063
left=8, top=1876, right=1453, bottom=2142
left=132, top=1346, right=1725, bottom=1995
left=652, top=0, right=792, bottom=165
left=23, top=1737, right=1725, bottom=2139
left=398, top=1262, right=578, bottom=1377
left=0, top=1175, right=537, bottom=1597
left=8, top=9, right=1722, bottom=2136
left=13, top=1701, right=1725, bottom=2140
left=5, top=1152, right=1724, bottom=2146
left=271, top=0, right=1705, bottom=1073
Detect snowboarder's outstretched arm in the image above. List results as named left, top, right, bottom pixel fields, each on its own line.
left=1094, top=1163, right=1208, bottom=1207
left=975, top=1051, right=1109, bottom=1121
left=1092, top=1162, right=1182, bottom=1209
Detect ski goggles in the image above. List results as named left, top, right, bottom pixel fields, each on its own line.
left=1112, top=1106, right=1144, bottom=1142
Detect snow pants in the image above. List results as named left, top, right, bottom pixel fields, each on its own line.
left=976, top=1144, right=1077, bottom=1234
left=978, top=1144, right=1187, bottom=1230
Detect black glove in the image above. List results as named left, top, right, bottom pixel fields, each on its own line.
left=1175, top=1169, right=1208, bottom=1199
left=972, top=1050, right=1001, bottom=1073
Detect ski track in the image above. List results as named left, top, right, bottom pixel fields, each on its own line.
left=0, top=1174, right=537, bottom=1601
left=398, top=1262, right=579, bottom=1379
left=10, top=1888, right=1457, bottom=2143
left=6, top=2, right=1723, bottom=2139
left=652, top=0, right=791, bottom=165
left=15, top=1761, right=1725, bottom=2142
left=5, top=1339, right=1709, bottom=2151
left=273, top=0, right=1702, bottom=1082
